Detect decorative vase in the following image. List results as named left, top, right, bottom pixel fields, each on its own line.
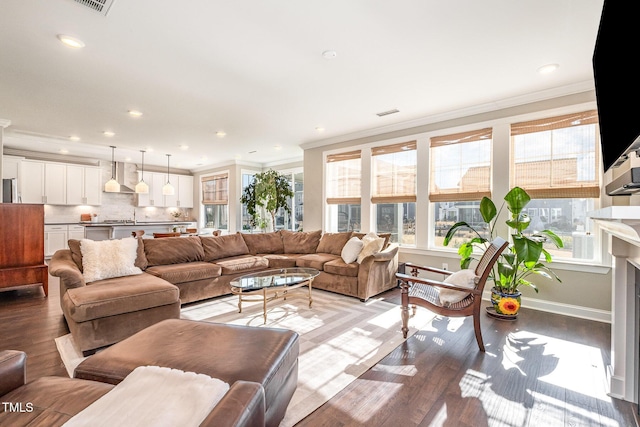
left=490, top=287, right=521, bottom=318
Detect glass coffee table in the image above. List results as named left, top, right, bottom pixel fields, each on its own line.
left=230, top=268, right=320, bottom=323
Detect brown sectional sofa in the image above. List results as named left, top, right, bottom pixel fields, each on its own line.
left=49, top=230, right=399, bottom=354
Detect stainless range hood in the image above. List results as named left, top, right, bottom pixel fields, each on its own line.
left=104, top=162, right=135, bottom=193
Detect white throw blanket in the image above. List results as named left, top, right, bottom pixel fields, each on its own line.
left=63, top=366, right=229, bottom=427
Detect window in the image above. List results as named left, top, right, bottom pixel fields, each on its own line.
left=274, top=169, right=304, bottom=231
left=372, top=142, right=416, bottom=244
left=511, top=110, right=600, bottom=260
left=430, top=129, right=492, bottom=247
left=202, top=172, right=229, bottom=230
left=326, top=151, right=361, bottom=232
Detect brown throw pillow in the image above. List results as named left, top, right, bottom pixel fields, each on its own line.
left=281, top=230, right=322, bottom=254
left=200, top=234, right=250, bottom=261
left=241, top=231, right=284, bottom=254
left=316, top=232, right=352, bottom=256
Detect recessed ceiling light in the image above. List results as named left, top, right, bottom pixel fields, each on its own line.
left=315, top=127, right=325, bottom=132
left=274, top=145, right=282, bottom=150
left=322, top=50, right=337, bottom=59
left=59, top=148, right=69, bottom=154
left=103, top=131, right=115, bottom=137
left=179, top=144, right=189, bottom=150
left=125, top=157, right=132, bottom=162
left=57, top=34, right=85, bottom=49
left=216, top=131, right=226, bottom=138
left=128, top=110, right=143, bottom=117
left=69, top=135, right=80, bottom=142
left=537, top=63, right=559, bottom=74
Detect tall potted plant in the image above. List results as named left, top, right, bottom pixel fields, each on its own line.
left=443, top=186, right=563, bottom=318
left=240, top=170, right=294, bottom=232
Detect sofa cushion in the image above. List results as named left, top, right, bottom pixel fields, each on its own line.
left=63, top=273, right=179, bottom=323
left=262, top=254, right=301, bottom=269
left=200, top=234, right=250, bottom=262
left=316, top=232, right=352, bottom=256
left=280, top=230, right=322, bottom=254
left=80, top=238, right=143, bottom=283
left=295, top=253, right=340, bottom=271
left=69, top=237, right=147, bottom=272
left=352, top=232, right=392, bottom=250
left=143, top=236, right=204, bottom=266
left=341, top=236, right=364, bottom=263
left=214, top=255, right=269, bottom=275
left=323, top=258, right=360, bottom=277
left=356, top=232, right=385, bottom=263
left=145, top=262, right=222, bottom=284
left=241, top=232, right=284, bottom=255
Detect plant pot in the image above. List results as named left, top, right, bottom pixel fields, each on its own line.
left=490, top=287, right=521, bottom=318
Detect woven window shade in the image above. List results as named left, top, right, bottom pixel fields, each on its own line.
left=429, top=129, right=492, bottom=202
left=371, top=142, right=417, bottom=204
left=326, top=151, right=362, bottom=205
left=511, top=111, right=600, bottom=198
left=201, top=173, right=229, bottom=205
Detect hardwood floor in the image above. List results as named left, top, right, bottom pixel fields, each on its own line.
left=1, top=276, right=637, bottom=426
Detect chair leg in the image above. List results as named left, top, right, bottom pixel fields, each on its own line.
left=472, top=304, right=485, bottom=352
left=400, top=280, right=410, bottom=339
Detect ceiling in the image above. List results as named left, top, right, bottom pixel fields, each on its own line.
left=0, top=0, right=605, bottom=171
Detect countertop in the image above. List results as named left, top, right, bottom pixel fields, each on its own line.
left=46, top=221, right=195, bottom=226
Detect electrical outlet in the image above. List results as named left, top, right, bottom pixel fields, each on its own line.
left=442, top=263, right=448, bottom=270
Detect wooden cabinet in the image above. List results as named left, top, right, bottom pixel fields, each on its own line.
left=2, top=155, right=21, bottom=180
left=177, top=175, right=194, bottom=208
left=137, top=172, right=169, bottom=207
left=68, top=225, right=86, bottom=240
left=144, top=173, right=193, bottom=208
left=44, top=162, right=66, bottom=205
left=0, top=204, right=48, bottom=296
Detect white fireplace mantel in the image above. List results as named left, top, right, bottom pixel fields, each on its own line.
left=589, top=206, right=640, bottom=402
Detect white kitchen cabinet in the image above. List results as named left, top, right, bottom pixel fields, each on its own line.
left=161, top=174, right=194, bottom=208
left=66, top=165, right=102, bottom=205
left=2, top=155, right=22, bottom=180
left=68, top=225, right=85, bottom=241
left=136, top=171, right=167, bottom=207
left=21, top=160, right=66, bottom=205
left=20, top=160, right=46, bottom=204
left=177, top=175, right=194, bottom=208
left=44, top=225, right=67, bottom=257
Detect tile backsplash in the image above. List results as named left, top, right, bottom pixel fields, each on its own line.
left=44, top=196, right=194, bottom=223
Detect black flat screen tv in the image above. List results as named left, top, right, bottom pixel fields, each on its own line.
left=593, top=1, right=640, bottom=172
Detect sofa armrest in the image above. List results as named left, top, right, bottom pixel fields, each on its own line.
left=0, top=350, right=26, bottom=397
left=199, top=381, right=265, bottom=427
left=357, top=243, right=399, bottom=301
left=48, top=249, right=86, bottom=290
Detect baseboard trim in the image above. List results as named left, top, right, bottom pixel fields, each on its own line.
left=482, top=291, right=611, bottom=323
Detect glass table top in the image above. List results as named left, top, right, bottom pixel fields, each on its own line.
left=230, top=268, right=320, bottom=291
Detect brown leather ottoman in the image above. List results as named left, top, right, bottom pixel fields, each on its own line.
left=74, top=319, right=299, bottom=427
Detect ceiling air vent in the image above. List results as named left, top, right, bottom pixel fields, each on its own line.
left=73, top=0, right=116, bottom=16
left=376, top=109, right=399, bottom=117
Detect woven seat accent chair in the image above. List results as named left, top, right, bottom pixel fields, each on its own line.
left=153, top=232, right=181, bottom=238
left=397, top=237, right=508, bottom=351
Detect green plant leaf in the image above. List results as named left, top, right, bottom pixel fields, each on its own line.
left=479, top=197, right=497, bottom=224
left=513, top=235, right=543, bottom=268
left=506, top=213, right=531, bottom=233
left=504, top=186, right=530, bottom=215
left=443, top=221, right=472, bottom=246
left=537, top=229, right=564, bottom=248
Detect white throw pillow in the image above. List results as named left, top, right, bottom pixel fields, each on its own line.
left=341, top=236, right=364, bottom=264
left=81, top=237, right=143, bottom=283
left=438, top=269, right=478, bottom=307
left=357, top=232, right=385, bottom=263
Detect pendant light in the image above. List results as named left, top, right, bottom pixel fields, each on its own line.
left=162, top=154, right=175, bottom=196
left=135, top=150, right=149, bottom=194
left=104, top=146, right=120, bottom=192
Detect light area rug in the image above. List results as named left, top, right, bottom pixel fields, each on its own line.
left=56, top=289, right=436, bottom=427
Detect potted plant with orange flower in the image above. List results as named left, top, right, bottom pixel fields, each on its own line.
left=443, top=187, right=563, bottom=318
